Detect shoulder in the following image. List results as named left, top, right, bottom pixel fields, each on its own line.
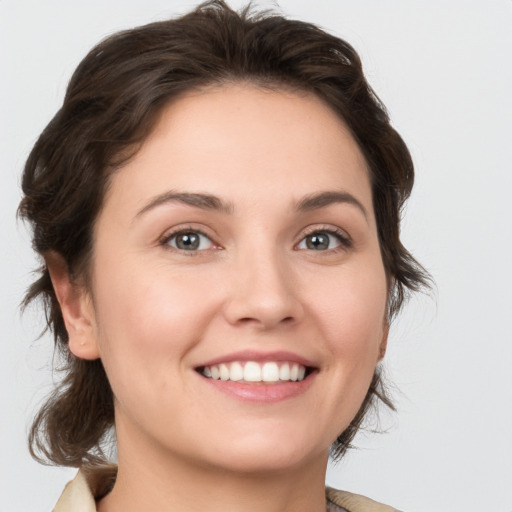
left=326, top=486, right=403, bottom=512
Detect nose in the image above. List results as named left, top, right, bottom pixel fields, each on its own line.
left=222, top=248, right=304, bottom=330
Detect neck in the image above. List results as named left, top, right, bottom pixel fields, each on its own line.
left=97, top=425, right=329, bottom=512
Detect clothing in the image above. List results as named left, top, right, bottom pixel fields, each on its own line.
left=53, top=465, right=401, bottom=512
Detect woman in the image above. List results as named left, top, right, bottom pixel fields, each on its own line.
left=19, top=1, right=428, bottom=510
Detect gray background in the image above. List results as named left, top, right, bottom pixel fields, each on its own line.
left=1, top=1, right=511, bottom=510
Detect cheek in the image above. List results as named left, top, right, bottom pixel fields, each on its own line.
left=91, top=258, right=218, bottom=380
left=306, top=258, right=387, bottom=404
left=311, top=261, right=387, bottom=343
left=89, top=265, right=218, bottom=426
left=307, top=269, right=387, bottom=440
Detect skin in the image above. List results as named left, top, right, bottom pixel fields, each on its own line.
left=50, top=84, right=389, bottom=512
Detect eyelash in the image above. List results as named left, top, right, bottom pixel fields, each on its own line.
left=160, top=225, right=352, bottom=255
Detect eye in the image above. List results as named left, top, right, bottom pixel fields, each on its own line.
left=297, top=229, right=349, bottom=251
left=164, top=230, right=214, bottom=251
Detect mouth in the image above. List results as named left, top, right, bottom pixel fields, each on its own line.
left=194, top=350, right=318, bottom=402
left=196, top=361, right=315, bottom=384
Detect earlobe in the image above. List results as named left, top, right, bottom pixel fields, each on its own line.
left=45, top=252, right=100, bottom=360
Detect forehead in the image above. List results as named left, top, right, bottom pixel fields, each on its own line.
left=103, top=84, right=373, bottom=218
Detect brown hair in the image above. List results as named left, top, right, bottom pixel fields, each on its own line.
left=20, top=0, right=430, bottom=467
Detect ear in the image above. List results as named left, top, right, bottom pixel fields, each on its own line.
left=45, top=252, right=100, bottom=360
left=378, top=319, right=389, bottom=362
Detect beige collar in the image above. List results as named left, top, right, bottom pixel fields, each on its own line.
left=53, top=465, right=117, bottom=512
left=53, top=465, right=400, bottom=512
left=53, top=471, right=95, bottom=512
left=326, top=487, right=401, bottom=512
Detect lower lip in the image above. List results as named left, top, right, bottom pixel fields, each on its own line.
left=200, top=373, right=316, bottom=403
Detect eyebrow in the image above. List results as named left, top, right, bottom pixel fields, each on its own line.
left=296, top=191, right=368, bottom=220
left=136, top=191, right=234, bottom=218
left=135, top=189, right=367, bottom=220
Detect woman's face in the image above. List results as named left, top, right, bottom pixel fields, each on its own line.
left=77, top=84, right=388, bottom=473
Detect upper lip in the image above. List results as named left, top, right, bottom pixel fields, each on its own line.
left=197, top=350, right=317, bottom=369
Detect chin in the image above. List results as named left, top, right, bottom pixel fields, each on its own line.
left=193, top=430, right=327, bottom=475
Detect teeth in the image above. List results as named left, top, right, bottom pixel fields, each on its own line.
left=262, top=362, right=279, bottom=382
left=230, top=362, right=244, bottom=381
left=201, top=361, right=308, bottom=383
left=279, top=363, right=290, bottom=380
left=219, top=363, right=230, bottom=381
left=244, top=361, right=262, bottom=382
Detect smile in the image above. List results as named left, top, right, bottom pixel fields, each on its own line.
left=200, top=361, right=308, bottom=383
